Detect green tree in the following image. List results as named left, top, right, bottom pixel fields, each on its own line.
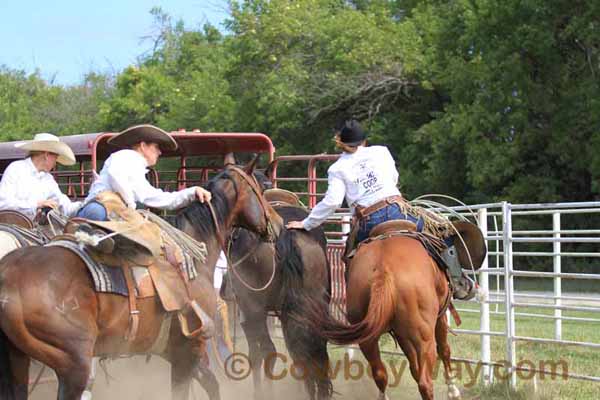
left=226, top=0, right=418, bottom=154
left=0, top=67, right=112, bottom=139
left=405, top=0, right=600, bottom=202
left=101, top=8, right=236, bottom=132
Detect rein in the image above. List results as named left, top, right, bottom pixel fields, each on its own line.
left=225, top=228, right=278, bottom=292
left=206, top=166, right=278, bottom=293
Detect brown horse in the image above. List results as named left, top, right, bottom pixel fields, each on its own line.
left=0, top=161, right=282, bottom=400
left=224, top=204, right=331, bottom=400
left=299, top=233, right=468, bottom=400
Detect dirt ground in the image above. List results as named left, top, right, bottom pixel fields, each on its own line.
left=29, top=318, right=453, bottom=400
left=29, top=350, right=453, bottom=400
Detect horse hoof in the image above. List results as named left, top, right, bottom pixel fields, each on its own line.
left=80, top=390, right=93, bottom=400
left=448, top=384, right=461, bottom=400
left=377, top=392, right=390, bottom=400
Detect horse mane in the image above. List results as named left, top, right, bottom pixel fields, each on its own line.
left=175, top=170, right=235, bottom=238
left=274, top=206, right=329, bottom=313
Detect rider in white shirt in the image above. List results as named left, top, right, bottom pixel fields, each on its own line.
left=288, top=120, right=478, bottom=300
left=0, top=133, right=81, bottom=219
left=78, top=125, right=211, bottom=220
left=287, top=120, right=402, bottom=242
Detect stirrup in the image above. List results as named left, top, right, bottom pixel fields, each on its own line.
left=178, top=300, right=215, bottom=339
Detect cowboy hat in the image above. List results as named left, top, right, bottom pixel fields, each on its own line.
left=14, top=133, right=76, bottom=166
left=338, top=120, right=366, bottom=146
left=450, top=220, right=487, bottom=270
left=108, top=124, right=178, bottom=152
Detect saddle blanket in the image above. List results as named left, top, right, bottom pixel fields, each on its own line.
left=47, top=240, right=130, bottom=296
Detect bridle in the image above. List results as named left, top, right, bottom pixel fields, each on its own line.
left=207, top=166, right=278, bottom=292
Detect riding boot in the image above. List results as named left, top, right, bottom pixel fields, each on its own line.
left=441, top=245, right=477, bottom=300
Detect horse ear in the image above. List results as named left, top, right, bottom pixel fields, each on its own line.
left=243, top=154, right=260, bottom=175
left=264, top=160, right=276, bottom=180
left=223, top=152, right=236, bottom=167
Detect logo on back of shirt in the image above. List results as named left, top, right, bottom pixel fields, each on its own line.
left=354, top=160, right=384, bottom=196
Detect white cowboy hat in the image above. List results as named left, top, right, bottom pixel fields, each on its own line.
left=14, top=133, right=76, bottom=166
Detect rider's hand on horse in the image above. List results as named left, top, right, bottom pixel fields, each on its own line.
left=286, top=221, right=305, bottom=230
left=195, top=187, right=212, bottom=203
left=37, top=199, right=58, bottom=210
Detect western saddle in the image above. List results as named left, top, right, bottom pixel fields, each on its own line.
left=54, top=192, right=212, bottom=341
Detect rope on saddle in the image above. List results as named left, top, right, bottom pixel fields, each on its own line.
left=139, top=210, right=207, bottom=264
left=395, top=198, right=454, bottom=239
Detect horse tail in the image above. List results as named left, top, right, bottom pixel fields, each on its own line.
left=296, top=264, right=397, bottom=345
left=277, top=228, right=310, bottom=315
left=0, top=275, right=16, bottom=400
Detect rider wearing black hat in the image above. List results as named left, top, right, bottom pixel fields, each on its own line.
left=286, top=119, right=403, bottom=242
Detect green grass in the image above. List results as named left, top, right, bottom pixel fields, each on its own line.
left=356, top=302, right=600, bottom=399
left=265, top=290, right=600, bottom=398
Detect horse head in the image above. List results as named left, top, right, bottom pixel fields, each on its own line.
left=207, top=156, right=282, bottom=242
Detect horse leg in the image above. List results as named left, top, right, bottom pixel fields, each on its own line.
left=393, top=319, right=437, bottom=400
left=359, top=339, right=389, bottom=400
left=309, top=339, right=332, bottom=400
left=171, top=345, right=196, bottom=400
left=170, top=333, right=220, bottom=400
left=8, top=344, right=30, bottom=400
left=259, top=322, right=278, bottom=398
left=436, top=316, right=461, bottom=400
left=55, top=353, right=93, bottom=400
left=241, top=317, right=271, bottom=399
left=193, top=360, right=220, bottom=400
left=281, top=317, right=332, bottom=400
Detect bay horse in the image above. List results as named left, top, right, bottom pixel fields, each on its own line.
left=0, top=160, right=282, bottom=400
left=298, top=232, right=466, bottom=400
left=225, top=204, right=332, bottom=400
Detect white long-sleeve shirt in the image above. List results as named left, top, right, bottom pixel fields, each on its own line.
left=0, top=158, right=81, bottom=218
left=85, top=149, right=197, bottom=210
left=302, top=145, right=401, bottom=230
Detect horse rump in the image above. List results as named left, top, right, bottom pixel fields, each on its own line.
left=290, top=260, right=397, bottom=346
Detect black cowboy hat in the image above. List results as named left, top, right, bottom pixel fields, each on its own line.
left=338, top=120, right=366, bottom=146
left=108, top=124, right=178, bottom=152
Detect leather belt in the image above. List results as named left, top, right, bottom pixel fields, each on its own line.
left=354, top=195, right=404, bottom=220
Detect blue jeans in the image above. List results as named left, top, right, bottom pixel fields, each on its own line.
left=76, top=201, right=108, bottom=221
left=356, top=203, right=424, bottom=243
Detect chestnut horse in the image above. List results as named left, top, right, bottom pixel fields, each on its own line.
left=0, top=161, right=282, bottom=400
left=299, top=234, right=465, bottom=400
left=225, top=204, right=331, bottom=400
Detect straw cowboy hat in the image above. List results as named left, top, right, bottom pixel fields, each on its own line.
left=108, top=124, right=178, bottom=152
left=15, top=133, right=76, bottom=166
